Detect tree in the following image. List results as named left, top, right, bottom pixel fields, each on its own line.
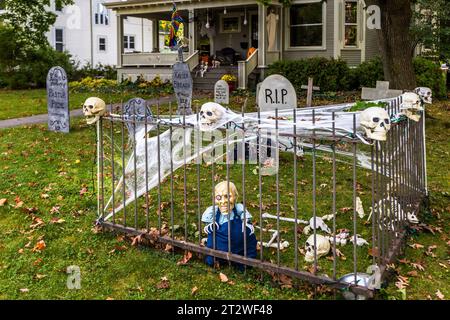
left=0, top=0, right=73, bottom=47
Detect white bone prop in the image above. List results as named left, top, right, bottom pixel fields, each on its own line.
left=199, top=102, right=226, bottom=130
left=304, top=234, right=331, bottom=262
left=254, top=226, right=289, bottom=249
left=356, top=197, right=365, bottom=219
left=414, top=87, right=432, bottom=104
left=359, top=107, right=391, bottom=141
left=263, top=241, right=290, bottom=250
left=401, top=92, right=422, bottom=122
left=308, top=216, right=331, bottom=234
left=261, top=212, right=309, bottom=225
left=350, top=234, right=369, bottom=246
left=326, top=230, right=350, bottom=246
left=367, top=196, right=420, bottom=230
left=83, top=97, right=106, bottom=125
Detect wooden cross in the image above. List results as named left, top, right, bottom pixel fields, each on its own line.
left=301, top=78, right=320, bottom=107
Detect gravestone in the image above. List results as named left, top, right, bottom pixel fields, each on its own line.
left=361, top=81, right=402, bottom=100
left=214, top=80, right=230, bottom=105
left=123, top=97, right=153, bottom=138
left=173, top=48, right=193, bottom=115
left=257, top=74, right=297, bottom=112
left=46, top=66, right=69, bottom=133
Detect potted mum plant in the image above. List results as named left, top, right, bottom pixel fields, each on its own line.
left=221, top=74, right=237, bottom=92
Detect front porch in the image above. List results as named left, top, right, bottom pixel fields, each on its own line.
left=106, top=0, right=285, bottom=89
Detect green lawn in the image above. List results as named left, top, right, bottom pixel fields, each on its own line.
left=0, top=93, right=448, bottom=300
left=0, top=89, right=168, bottom=121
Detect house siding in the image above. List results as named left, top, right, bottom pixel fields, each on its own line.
left=365, top=28, right=380, bottom=61
left=282, top=1, right=334, bottom=61
left=340, top=49, right=361, bottom=66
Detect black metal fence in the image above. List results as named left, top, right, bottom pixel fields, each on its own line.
left=95, top=95, right=427, bottom=299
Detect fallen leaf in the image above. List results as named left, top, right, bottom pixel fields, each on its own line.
left=19, top=288, right=29, bottom=293
left=156, top=277, right=170, bottom=289
left=411, top=262, right=425, bottom=271
left=409, top=243, right=424, bottom=250
left=164, top=244, right=173, bottom=252
left=35, top=274, right=46, bottom=280
left=279, top=274, right=293, bottom=289
left=50, top=206, right=60, bottom=214
left=50, top=218, right=65, bottom=224
left=436, top=290, right=445, bottom=300
left=40, top=194, right=50, bottom=199
left=0, top=198, right=7, bottom=206
left=32, top=240, right=46, bottom=252
left=18, top=248, right=24, bottom=254
left=177, top=251, right=193, bottom=265
left=438, top=263, right=447, bottom=269
left=191, top=286, right=198, bottom=296
left=79, top=187, right=88, bottom=196
left=219, top=272, right=229, bottom=283
left=407, top=270, right=418, bottom=277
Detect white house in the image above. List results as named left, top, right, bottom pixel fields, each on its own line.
left=47, top=0, right=154, bottom=67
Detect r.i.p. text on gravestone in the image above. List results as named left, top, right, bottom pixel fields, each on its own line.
left=172, top=48, right=193, bottom=116
left=47, top=66, right=69, bottom=133
left=257, top=74, right=297, bottom=112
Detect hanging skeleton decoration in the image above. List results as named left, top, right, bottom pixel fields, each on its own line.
left=83, top=97, right=106, bottom=125
left=199, top=102, right=226, bottom=130
left=359, top=107, right=391, bottom=141
left=304, top=234, right=331, bottom=262
left=414, top=87, right=432, bottom=105
left=400, top=92, right=422, bottom=122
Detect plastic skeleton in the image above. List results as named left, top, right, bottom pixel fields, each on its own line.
left=255, top=226, right=290, bottom=249
left=262, top=212, right=332, bottom=235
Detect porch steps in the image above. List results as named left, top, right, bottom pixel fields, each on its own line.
left=192, top=66, right=238, bottom=91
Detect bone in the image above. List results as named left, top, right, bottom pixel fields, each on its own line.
left=259, top=240, right=290, bottom=250
left=262, top=212, right=308, bottom=225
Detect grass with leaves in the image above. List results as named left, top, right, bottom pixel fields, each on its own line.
left=0, top=93, right=448, bottom=300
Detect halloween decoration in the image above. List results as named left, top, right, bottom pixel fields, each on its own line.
left=199, top=102, right=226, bottom=130
left=201, top=181, right=257, bottom=267
left=414, top=87, right=432, bottom=105
left=400, top=92, right=422, bottom=122
left=359, top=107, right=391, bottom=141
left=304, top=234, right=331, bottom=262
left=83, top=97, right=106, bottom=125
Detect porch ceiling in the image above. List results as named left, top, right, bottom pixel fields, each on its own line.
left=105, top=0, right=268, bottom=15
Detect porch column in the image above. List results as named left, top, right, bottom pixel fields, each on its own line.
left=117, top=14, right=124, bottom=67
left=188, top=9, right=196, bottom=55
left=152, top=19, right=160, bottom=52
left=257, top=3, right=268, bottom=79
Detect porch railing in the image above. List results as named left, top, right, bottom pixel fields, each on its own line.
left=238, top=49, right=259, bottom=90
left=184, top=50, right=200, bottom=71
left=122, top=52, right=190, bottom=67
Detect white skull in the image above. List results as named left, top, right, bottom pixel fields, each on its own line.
left=407, top=212, right=419, bottom=224
left=199, top=102, right=225, bottom=130
left=83, top=97, right=106, bottom=125
left=304, top=234, right=330, bottom=263
left=360, top=107, right=391, bottom=141
left=401, top=92, right=422, bottom=122
left=414, top=87, right=432, bottom=104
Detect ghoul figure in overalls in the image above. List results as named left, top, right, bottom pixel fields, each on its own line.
left=202, top=181, right=257, bottom=268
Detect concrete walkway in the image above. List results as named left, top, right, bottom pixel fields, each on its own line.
left=0, top=95, right=181, bottom=129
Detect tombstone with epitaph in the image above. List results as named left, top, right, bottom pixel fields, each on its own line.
left=123, top=97, right=153, bottom=139
left=361, top=81, right=403, bottom=100
left=257, top=75, right=297, bottom=112
left=46, top=66, right=69, bottom=133
left=173, top=48, right=193, bottom=115
left=214, top=80, right=230, bottom=105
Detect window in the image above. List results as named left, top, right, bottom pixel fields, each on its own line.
left=289, top=1, right=325, bottom=48
left=55, top=28, right=64, bottom=52
left=98, top=37, right=107, bottom=52
left=344, top=0, right=358, bottom=47
left=220, top=15, right=241, bottom=33
left=55, top=0, right=63, bottom=12
left=124, top=35, right=135, bottom=50
left=95, top=4, right=109, bottom=25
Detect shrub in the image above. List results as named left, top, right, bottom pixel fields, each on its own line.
left=413, top=57, right=447, bottom=98
left=268, top=57, right=353, bottom=92
left=71, top=63, right=117, bottom=81
left=352, top=56, right=384, bottom=88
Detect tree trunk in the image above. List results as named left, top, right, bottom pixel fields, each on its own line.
left=368, top=0, right=417, bottom=90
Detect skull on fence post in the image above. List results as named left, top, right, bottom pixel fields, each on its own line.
left=304, top=234, right=331, bottom=262
left=401, top=92, right=422, bottom=122
left=414, top=87, right=432, bottom=104
left=83, top=97, right=106, bottom=125
left=199, top=102, right=225, bottom=130
left=359, top=107, right=391, bottom=141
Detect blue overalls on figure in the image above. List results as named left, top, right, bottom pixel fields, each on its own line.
left=202, top=203, right=257, bottom=270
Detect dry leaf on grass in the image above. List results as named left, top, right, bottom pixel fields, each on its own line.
left=219, top=272, right=229, bottom=283
left=19, top=288, right=29, bottom=293
left=191, top=286, right=199, bottom=296
left=156, top=277, right=170, bottom=289
left=32, top=240, right=46, bottom=252
left=177, top=251, right=193, bottom=265
left=436, top=290, right=445, bottom=300
left=0, top=198, right=7, bottom=206
left=409, top=243, right=424, bottom=249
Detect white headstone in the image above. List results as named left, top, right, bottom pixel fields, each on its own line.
left=258, top=75, right=297, bottom=112
left=214, top=80, right=230, bottom=105
left=46, top=66, right=69, bottom=133
left=361, top=81, right=403, bottom=100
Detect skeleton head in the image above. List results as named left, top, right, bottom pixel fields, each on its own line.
left=83, top=97, right=106, bottom=125
left=304, top=234, right=330, bottom=263
left=401, top=92, right=422, bottom=122
left=199, top=102, right=225, bottom=130
left=215, top=181, right=238, bottom=215
left=360, top=107, right=391, bottom=141
left=415, top=87, right=432, bottom=104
